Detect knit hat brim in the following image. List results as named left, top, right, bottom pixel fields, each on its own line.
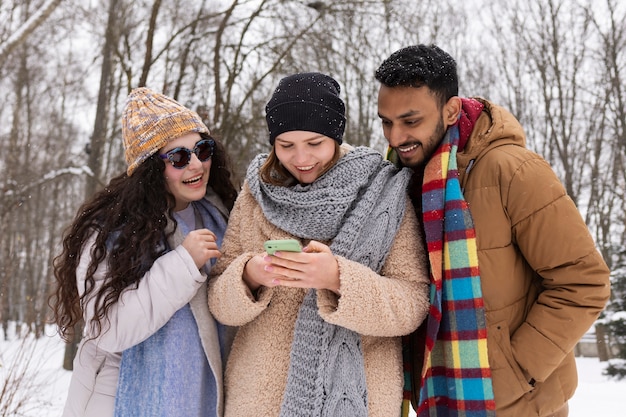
left=122, top=88, right=209, bottom=176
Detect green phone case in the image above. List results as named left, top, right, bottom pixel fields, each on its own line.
left=264, top=239, right=302, bottom=255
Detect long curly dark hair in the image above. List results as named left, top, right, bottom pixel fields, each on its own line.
left=50, top=133, right=237, bottom=342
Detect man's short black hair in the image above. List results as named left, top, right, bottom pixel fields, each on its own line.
left=375, top=44, right=459, bottom=107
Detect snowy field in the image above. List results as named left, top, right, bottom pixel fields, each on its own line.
left=1, top=324, right=624, bottom=416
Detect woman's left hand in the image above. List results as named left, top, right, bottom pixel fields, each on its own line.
left=265, top=240, right=340, bottom=294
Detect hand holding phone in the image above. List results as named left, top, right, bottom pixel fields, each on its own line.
left=263, top=239, right=302, bottom=255
left=262, top=240, right=340, bottom=293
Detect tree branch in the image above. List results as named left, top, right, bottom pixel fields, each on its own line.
left=0, top=0, right=64, bottom=62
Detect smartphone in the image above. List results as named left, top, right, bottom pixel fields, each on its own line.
left=264, top=239, right=302, bottom=255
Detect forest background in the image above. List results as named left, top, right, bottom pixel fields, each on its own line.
left=1, top=0, right=625, bottom=394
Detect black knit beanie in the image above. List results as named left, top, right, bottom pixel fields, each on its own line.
left=265, top=72, right=346, bottom=145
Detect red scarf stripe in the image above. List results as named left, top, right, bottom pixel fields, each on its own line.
left=423, top=209, right=444, bottom=222
left=444, top=266, right=481, bottom=279
left=423, top=177, right=446, bottom=192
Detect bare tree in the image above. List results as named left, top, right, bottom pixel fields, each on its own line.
left=84, top=0, right=121, bottom=196
left=583, top=0, right=626, bottom=366
left=0, top=0, right=101, bottom=367
left=0, top=0, right=63, bottom=63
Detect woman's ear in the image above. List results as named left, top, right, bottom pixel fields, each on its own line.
left=444, top=96, right=462, bottom=125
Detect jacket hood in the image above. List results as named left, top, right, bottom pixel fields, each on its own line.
left=457, top=98, right=526, bottom=181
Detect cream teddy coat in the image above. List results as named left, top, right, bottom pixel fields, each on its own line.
left=208, top=179, right=430, bottom=417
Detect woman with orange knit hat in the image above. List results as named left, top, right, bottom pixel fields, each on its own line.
left=51, top=88, right=237, bottom=417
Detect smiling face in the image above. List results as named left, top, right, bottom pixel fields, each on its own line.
left=377, top=85, right=460, bottom=168
left=161, top=132, right=211, bottom=211
left=274, top=131, right=337, bottom=184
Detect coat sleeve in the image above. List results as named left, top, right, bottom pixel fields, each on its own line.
left=316, top=200, right=431, bottom=337
left=208, top=188, right=273, bottom=326
left=78, top=234, right=205, bottom=352
left=507, top=157, right=610, bottom=382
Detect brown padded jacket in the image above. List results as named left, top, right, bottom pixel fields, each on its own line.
left=409, top=98, right=610, bottom=416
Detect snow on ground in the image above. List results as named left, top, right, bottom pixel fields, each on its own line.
left=0, top=326, right=71, bottom=416
left=1, top=325, right=624, bottom=416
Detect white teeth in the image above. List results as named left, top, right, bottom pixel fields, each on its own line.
left=183, top=175, right=202, bottom=184
left=296, top=165, right=314, bottom=171
left=398, top=144, right=419, bottom=153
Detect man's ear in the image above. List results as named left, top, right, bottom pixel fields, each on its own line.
left=444, top=96, right=462, bottom=125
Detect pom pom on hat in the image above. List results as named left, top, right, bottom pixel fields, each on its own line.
left=122, top=87, right=209, bottom=175
left=265, top=72, right=346, bottom=145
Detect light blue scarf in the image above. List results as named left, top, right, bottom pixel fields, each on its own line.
left=114, top=197, right=227, bottom=417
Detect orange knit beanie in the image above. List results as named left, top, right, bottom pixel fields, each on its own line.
left=122, top=87, right=209, bottom=175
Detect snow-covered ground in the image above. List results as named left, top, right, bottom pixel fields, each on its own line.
left=0, top=326, right=71, bottom=416
left=1, top=325, right=624, bottom=416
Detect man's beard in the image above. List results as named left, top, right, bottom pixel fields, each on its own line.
left=399, top=116, right=446, bottom=169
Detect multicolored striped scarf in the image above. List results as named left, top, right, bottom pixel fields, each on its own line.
left=409, top=119, right=496, bottom=417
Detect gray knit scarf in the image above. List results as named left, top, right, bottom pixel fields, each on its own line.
left=247, top=146, right=411, bottom=417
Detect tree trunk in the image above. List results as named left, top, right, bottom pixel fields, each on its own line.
left=63, top=321, right=84, bottom=370
left=84, top=0, right=119, bottom=197
left=596, top=323, right=610, bottom=362
left=63, top=0, right=120, bottom=370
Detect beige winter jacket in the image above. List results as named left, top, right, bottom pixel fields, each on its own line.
left=208, top=174, right=430, bottom=416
